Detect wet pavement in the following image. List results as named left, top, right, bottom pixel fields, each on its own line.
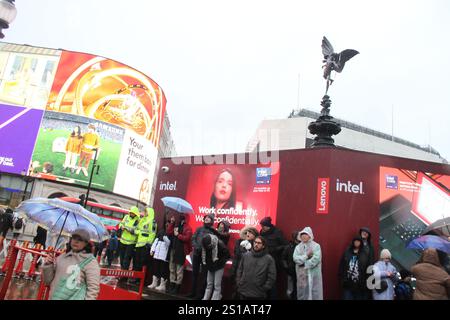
left=0, top=242, right=188, bottom=300
left=0, top=275, right=188, bottom=300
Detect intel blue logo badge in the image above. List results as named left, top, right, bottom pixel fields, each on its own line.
left=385, top=175, right=398, bottom=190
left=256, top=168, right=271, bottom=184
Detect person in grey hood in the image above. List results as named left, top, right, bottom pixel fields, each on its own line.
left=42, top=228, right=100, bottom=300
left=236, top=236, right=276, bottom=300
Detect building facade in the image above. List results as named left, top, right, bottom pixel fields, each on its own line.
left=246, top=108, right=447, bottom=164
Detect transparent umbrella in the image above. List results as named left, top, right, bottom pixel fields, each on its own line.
left=16, top=198, right=109, bottom=247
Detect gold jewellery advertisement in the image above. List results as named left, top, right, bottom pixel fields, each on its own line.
left=0, top=43, right=166, bottom=204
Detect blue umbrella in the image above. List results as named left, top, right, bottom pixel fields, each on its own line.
left=161, top=197, right=194, bottom=214
left=406, top=235, right=450, bottom=254
left=16, top=198, right=109, bottom=244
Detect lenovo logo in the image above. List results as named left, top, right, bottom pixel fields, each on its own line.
left=316, top=178, right=329, bottom=214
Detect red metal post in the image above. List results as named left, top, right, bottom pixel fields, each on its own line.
left=1, top=239, right=17, bottom=273
left=26, top=244, right=42, bottom=279
left=138, top=266, right=146, bottom=299
left=0, top=244, right=18, bottom=300
left=14, top=241, right=29, bottom=277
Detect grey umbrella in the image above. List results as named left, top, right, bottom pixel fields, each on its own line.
left=422, top=217, right=450, bottom=237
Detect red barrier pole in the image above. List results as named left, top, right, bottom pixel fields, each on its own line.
left=26, top=244, right=42, bottom=279
left=0, top=245, right=19, bottom=300
left=138, top=266, right=147, bottom=299
left=14, top=241, right=29, bottom=277
left=1, top=239, right=17, bottom=274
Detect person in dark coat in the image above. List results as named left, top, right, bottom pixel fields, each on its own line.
left=167, top=213, right=193, bottom=294
left=281, top=230, right=300, bottom=299
left=0, top=208, right=14, bottom=252
left=105, top=230, right=119, bottom=267
left=394, top=269, right=414, bottom=300
left=33, top=226, right=47, bottom=249
left=200, top=234, right=230, bottom=300
left=359, top=227, right=375, bottom=299
left=230, top=226, right=259, bottom=280
left=259, top=216, right=288, bottom=299
left=236, top=236, right=276, bottom=300
left=338, top=236, right=367, bottom=300
left=187, top=213, right=216, bottom=299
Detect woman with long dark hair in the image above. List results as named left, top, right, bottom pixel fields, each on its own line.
left=210, top=169, right=236, bottom=209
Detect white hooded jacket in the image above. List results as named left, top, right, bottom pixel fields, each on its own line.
left=293, top=227, right=323, bottom=300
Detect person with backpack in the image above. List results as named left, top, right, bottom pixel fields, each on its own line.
left=201, top=234, right=230, bottom=300
left=394, top=269, right=414, bottom=300
left=42, top=228, right=100, bottom=300
left=0, top=208, right=14, bottom=252
left=12, top=211, right=26, bottom=239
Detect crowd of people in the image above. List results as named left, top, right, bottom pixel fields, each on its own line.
left=104, top=206, right=450, bottom=300
left=1, top=206, right=449, bottom=301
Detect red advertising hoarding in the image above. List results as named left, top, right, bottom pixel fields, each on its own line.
left=185, top=163, right=280, bottom=248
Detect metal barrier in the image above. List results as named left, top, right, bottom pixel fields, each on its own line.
left=0, top=243, right=62, bottom=300
left=1, top=242, right=146, bottom=300
left=36, top=267, right=147, bottom=300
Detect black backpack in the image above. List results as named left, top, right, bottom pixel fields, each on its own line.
left=14, top=217, right=23, bottom=230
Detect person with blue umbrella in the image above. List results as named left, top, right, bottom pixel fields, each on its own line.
left=42, top=228, right=100, bottom=300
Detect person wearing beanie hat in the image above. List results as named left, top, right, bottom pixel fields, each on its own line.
left=230, top=226, right=260, bottom=290
left=259, top=216, right=288, bottom=299
left=338, top=236, right=367, bottom=300
left=42, top=227, right=100, bottom=300
left=371, top=248, right=397, bottom=300
left=260, top=216, right=273, bottom=228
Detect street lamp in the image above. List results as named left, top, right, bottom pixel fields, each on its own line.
left=0, top=0, right=17, bottom=39
left=84, top=148, right=100, bottom=208
left=20, top=169, right=33, bottom=202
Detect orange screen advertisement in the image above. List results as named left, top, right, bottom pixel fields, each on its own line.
left=46, top=51, right=166, bottom=147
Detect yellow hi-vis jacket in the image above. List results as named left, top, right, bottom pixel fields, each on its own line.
left=136, top=208, right=157, bottom=248
left=119, top=214, right=140, bottom=245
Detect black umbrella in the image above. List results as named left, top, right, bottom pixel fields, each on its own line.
left=422, top=217, right=450, bottom=237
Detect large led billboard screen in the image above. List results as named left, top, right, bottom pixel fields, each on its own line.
left=0, top=43, right=166, bottom=204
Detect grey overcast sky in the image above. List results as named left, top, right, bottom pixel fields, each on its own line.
left=6, top=0, right=450, bottom=160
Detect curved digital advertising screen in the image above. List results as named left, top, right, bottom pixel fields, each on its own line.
left=0, top=43, right=166, bottom=204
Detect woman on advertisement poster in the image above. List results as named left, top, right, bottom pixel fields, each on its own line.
left=210, top=169, right=236, bottom=210
left=63, top=126, right=83, bottom=174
